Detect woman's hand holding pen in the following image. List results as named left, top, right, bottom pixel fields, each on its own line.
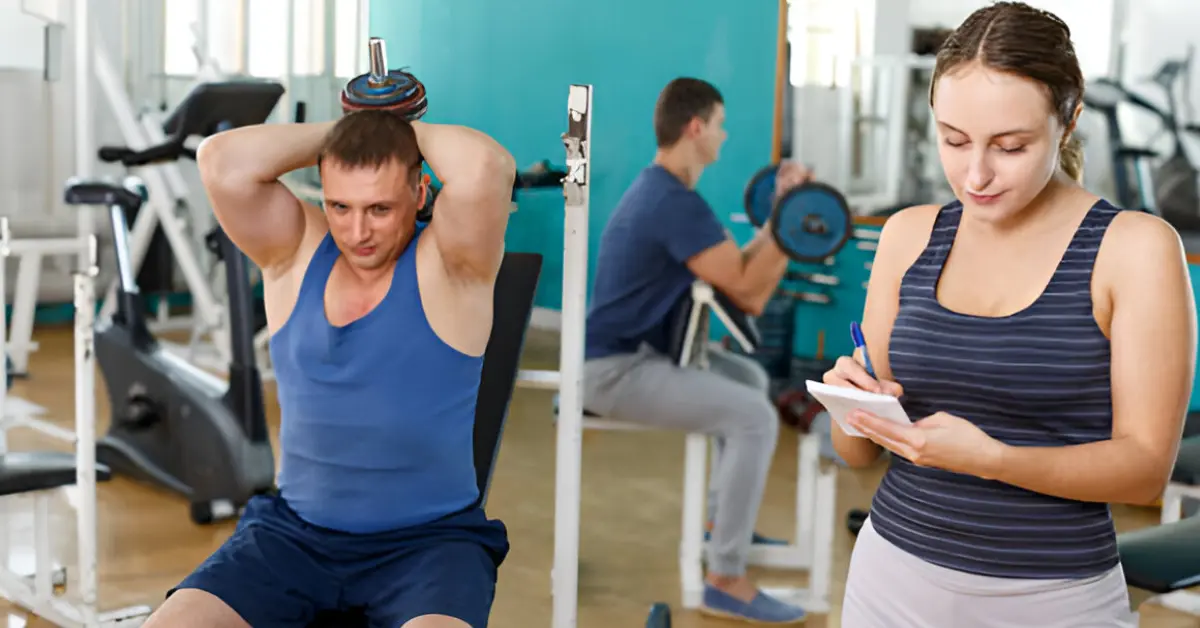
left=822, top=322, right=904, bottom=397
left=826, top=321, right=1006, bottom=479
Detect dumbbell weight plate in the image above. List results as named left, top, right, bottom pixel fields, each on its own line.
left=742, top=165, right=778, bottom=228
left=769, top=182, right=852, bottom=263
left=341, top=69, right=428, bottom=119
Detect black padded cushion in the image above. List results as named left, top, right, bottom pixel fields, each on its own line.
left=472, top=252, right=542, bottom=507
left=1171, top=436, right=1200, bottom=485
left=713, top=290, right=761, bottom=351
left=1118, top=515, right=1200, bottom=593
left=664, top=287, right=697, bottom=364
left=663, top=284, right=761, bottom=364
left=0, top=452, right=112, bottom=497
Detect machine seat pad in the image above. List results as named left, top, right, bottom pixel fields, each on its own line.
left=1118, top=515, right=1200, bottom=594
left=0, top=452, right=112, bottom=497
left=1170, top=437, right=1200, bottom=485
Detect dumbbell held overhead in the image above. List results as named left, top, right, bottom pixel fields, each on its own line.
left=341, top=38, right=428, bottom=119
left=743, top=164, right=853, bottom=263
left=340, top=37, right=436, bottom=221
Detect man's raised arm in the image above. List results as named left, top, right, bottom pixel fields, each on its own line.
left=414, top=122, right=516, bottom=282
left=197, top=121, right=335, bottom=275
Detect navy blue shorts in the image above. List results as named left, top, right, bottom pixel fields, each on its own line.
left=170, top=493, right=509, bottom=627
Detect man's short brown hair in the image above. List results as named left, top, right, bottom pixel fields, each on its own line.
left=654, top=78, right=724, bottom=148
left=318, top=110, right=423, bottom=183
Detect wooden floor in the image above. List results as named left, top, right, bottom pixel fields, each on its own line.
left=1, top=327, right=1198, bottom=627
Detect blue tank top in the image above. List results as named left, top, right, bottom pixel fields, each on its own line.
left=871, top=200, right=1121, bottom=579
left=270, top=226, right=482, bottom=534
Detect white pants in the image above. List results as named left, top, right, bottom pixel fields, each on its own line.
left=842, top=518, right=1139, bottom=627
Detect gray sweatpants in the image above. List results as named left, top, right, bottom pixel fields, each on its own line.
left=583, top=343, right=779, bottom=576
left=843, top=518, right=1139, bottom=627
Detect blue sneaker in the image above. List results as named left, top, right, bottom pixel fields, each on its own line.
left=700, top=585, right=807, bottom=624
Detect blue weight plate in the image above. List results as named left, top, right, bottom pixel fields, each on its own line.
left=770, top=182, right=852, bottom=262
left=742, top=165, right=778, bottom=227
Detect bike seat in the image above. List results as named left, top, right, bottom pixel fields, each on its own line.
left=63, top=177, right=146, bottom=210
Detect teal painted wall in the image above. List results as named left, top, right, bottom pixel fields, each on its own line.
left=369, top=1, right=779, bottom=310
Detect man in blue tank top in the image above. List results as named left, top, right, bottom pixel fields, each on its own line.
left=583, top=77, right=811, bottom=624
left=141, top=110, right=516, bottom=627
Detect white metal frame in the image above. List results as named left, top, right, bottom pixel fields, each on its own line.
left=1147, top=480, right=1200, bottom=615
left=569, top=282, right=837, bottom=613
left=0, top=218, right=151, bottom=627
left=516, top=85, right=836, bottom=627
left=513, top=84, right=590, bottom=628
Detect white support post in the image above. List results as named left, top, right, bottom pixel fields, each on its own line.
left=552, top=84, right=592, bottom=628
left=796, top=433, right=818, bottom=565
left=1, top=218, right=9, bottom=439
left=74, top=236, right=99, bottom=627
left=8, top=253, right=45, bottom=375
left=72, top=0, right=93, bottom=257
left=679, top=434, right=708, bottom=609
left=809, top=464, right=837, bottom=612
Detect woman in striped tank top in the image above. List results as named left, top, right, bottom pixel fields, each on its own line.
left=823, top=3, right=1196, bottom=626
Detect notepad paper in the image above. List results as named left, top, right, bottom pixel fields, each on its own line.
left=804, top=380, right=912, bottom=438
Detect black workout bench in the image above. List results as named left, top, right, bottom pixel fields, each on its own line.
left=307, top=251, right=542, bottom=628
left=1118, top=435, right=1200, bottom=614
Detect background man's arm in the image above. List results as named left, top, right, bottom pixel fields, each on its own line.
left=684, top=162, right=812, bottom=315
left=687, top=231, right=788, bottom=315
left=415, top=121, right=516, bottom=283
left=196, top=121, right=335, bottom=276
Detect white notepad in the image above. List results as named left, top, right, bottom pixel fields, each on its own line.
left=804, top=380, right=912, bottom=438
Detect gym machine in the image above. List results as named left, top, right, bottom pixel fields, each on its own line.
left=0, top=206, right=152, bottom=626
left=1084, top=78, right=1162, bottom=213
left=1084, top=54, right=1200, bottom=228
left=86, top=80, right=283, bottom=525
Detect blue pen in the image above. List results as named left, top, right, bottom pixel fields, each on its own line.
left=849, top=321, right=876, bottom=378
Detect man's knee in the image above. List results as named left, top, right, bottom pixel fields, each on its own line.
left=143, top=589, right=250, bottom=628
left=719, top=392, right=779, bottom=444
left=402, top=615, right=471, bottom=628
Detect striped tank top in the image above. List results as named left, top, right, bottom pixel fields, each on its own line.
left=871, top=199, right=1121, bottom=579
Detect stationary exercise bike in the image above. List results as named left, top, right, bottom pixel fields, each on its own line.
left=1084, top=52, right=1200, bottom=229
left=91, top=80, right=283, bottom=524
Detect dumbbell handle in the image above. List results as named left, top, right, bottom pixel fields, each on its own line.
left=368, top=37, right=388, bottom=85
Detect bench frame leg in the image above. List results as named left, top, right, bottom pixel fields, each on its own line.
left=679, top=432, right=837, bottom=614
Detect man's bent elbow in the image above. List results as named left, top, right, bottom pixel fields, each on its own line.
left=196, top=135, right=226, bottom=181
left=721, top=283, right=767, bottom=316
left=196, top=134, right=252, bottom=189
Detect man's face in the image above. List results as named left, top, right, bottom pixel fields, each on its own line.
left=320, top=158, right=425, bottom=271
left=693, top=104, right=728, bottom=165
